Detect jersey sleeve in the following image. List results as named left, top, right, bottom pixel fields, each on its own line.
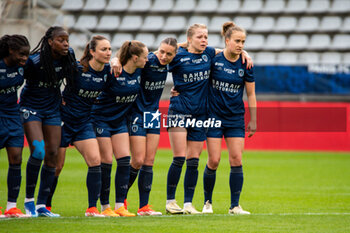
left=244, top=66, right=254, bottom=82
left=23, top=58, right=34, bottom=81
left=206, top=46, right=216, bottom=59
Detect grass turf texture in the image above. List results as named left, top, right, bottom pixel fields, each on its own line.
left=1, top=148, right=350, bottom=232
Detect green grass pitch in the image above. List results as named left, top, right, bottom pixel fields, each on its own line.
left=1, top=148, right=350, bottom=232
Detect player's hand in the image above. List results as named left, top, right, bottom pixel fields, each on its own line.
left=170, top=87, right=180, bottom=97
left=247, top=120, right=256, bottom=137
left=110, top=57, right=122, bottom=77
left=242, top=50, right=253, bottom=69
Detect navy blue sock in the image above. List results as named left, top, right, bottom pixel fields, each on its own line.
left=26, top=156, right=42, bottom=199
left=7, top=164, right=21, bottom=203
left=115, top=156, right=130, bottom=203
left=127, top=166, right=139, bottom=194
left=46, top=176, right=58, bottom=207
left=86, top=165, right=101, bottom=208
left=184, top=158, right=199, bottom=203
left=100, top=163, right=112, bottom=206
left=138, top=165, right=153, bottom=208
left=37, top=165, right=56, bottom=205
left=230, top=166, right=243, bottom=209
left=203, top=165, right=216, bottom=204
left=167, top=157, right=185, bottom=200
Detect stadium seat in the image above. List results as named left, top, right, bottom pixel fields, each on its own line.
left=54, top=14, right=75, bottom=28
left=208, top=34, right=222, bottom=48
left=342, top=53, right=350, bottom=64
left=265, top=34, right=287, bottom=51
left=274, top=16, right=297, bottom=32
left=111, top=33, right=133, bottom=49
left=307, top=0, right=330, bottom=13
left=195, top=0, right=218, bottom=13
left=251, top=16, right=275, bottom=32
left=319, top=16, right=342, bottom=32
left=296, top=17, right=319, bottom=32
left=308, top=34, right=331, bottom=50
left=341, top=17, right=350, bottom=32
left=320, top=52, right=342, bottom=64
left=276, top=52, right=298, bottom=65
left=187, top=16, right=210, bottom=27
left=135, top=33, right=156, bottom=49
left=163, top=16, right=186, bottom=32
left=119, top=16, right=143, bottom=31
left=331, top=35, right=350, bottom=51
left=177, top=34, right=187, bottom=44
left=150, top=0, right=173, bottom=12
left=154, top=34, right=177, bottom=47
left=298, top=52, right=320, bottom=64
left=209, top=16, right=231, bottom=33
left=69, top=33, right=88, bottom=48
left=330, top=0, right=350, bottom=13
left=61, top=0, right=83, bottom=11
left=74, top=15, right=98, bottom=30
left=255, top=52, right=276, bottom=65
left=217, top=0, right=240, bottom=13
left=129, top=0, right=151, bottom=12
left=286, top=34, right=309, bottom=50
left=262, top=0, right=285, bottom=13
left=240, top=0, right=263, bottom=13
left=142, top=16, right=164, bottom=31
left=173, top=0, right=196, bottom=12
left=284, top=0, right=308, bottom=13
left=233, top=16, right=254, bottom=31
left=105, top=0, right=128, bottom=12
left=83, top=0, right=106, bottom=11
left=96, top=15, right=120, bottom=31
left=244, top=34, right=264, bottom=51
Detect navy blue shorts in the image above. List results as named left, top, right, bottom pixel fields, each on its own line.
left=60, top=121, right=96, bottom=147
left=167, top=109, right=207, bottom=142
left=20, top=107, right=61, bottom=126
left=129, top=112, right=160, bottom=137
left=206, top=116, right=245, bottom=138
left=0, top=116, right=24, bottom=149
left=94, top=118, right=128, bottom=137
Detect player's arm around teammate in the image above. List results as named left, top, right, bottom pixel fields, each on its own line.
left=125, top=38, right=178, bottom=216
left=19, top=27, right=77, bottom=217
left=93, top=41, right=148, bottom=217
left=203, top=22, right=256, bottom=215
left=0, top=35, right=30, bottom=218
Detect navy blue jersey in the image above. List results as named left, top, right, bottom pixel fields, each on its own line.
left=169, top=46, right=216, bottom=115
left=19, top=48, right=75, bottom=114
left=208, top=52, right=254, bottom=124
left=0, top=59, right=25, bottom=117
left=133, top=52, right=168, bottom=113
left=61, top=62, right=110, bottom=125
left=92, top=68, right=141, bottom=124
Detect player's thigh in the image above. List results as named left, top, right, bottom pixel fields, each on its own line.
left=225, top=137, right=244, bottom=166
left=206, top=137, right=222, bottom=170
left=97, top=137, right=114, bottom=164
left=144, top=133, right=160, bottom=166
left=168, top=127, right=187, bottom=157
left=186, top=140, right=204, bottom=159
left=130, top=135, right=146, bottom=169
left=23, top=121, right=44, bottom=154
left=6, top=147, right=23, bottom=165
left=74, top=138, right=101, bottom=167
left=111, top=133, right=130, bottom=159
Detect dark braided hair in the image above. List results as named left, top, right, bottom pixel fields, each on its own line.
left=31, top=26, right=77, bottom=88
left=0, top=34, right=30, bottom=60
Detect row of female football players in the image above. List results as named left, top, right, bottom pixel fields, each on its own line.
left=0, top=21, right=256, bottom=218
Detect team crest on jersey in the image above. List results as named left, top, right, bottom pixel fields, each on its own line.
left=131, top=124, right=139, bottom=133
left=18, top=67, right=24, bottom=76
left=238, top=69, right=244, bottom=77
left=96, top=128, right=104, bottom=135
left=202, top=55, right=208, bottom=62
